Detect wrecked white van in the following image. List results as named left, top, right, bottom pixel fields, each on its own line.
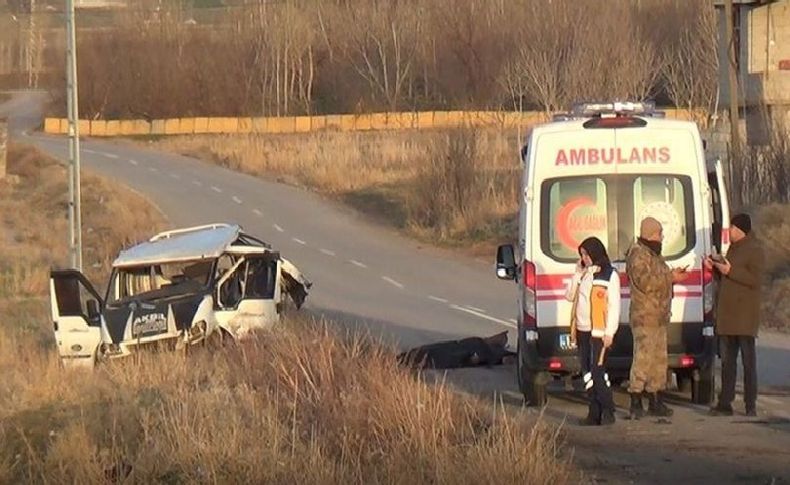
left=49, top=224, right=311, bottom=368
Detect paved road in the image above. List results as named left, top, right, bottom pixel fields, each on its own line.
left=3, top=92, right=790, bottom=483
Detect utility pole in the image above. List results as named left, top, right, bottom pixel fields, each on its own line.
left=27, top=0, right=35, bottom=88
left=66, top=0, right=83, bottom=270
left=724, top=0, right=742, bottom=208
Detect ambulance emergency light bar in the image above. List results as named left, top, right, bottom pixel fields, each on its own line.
left=553, top=101, right=665, bottom=121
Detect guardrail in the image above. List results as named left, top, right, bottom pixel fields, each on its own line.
left=42, top=109, right=699, bottom=137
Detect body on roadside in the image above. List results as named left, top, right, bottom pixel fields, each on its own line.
left=707, top=214, right=765, bottom=417
left=565, top=237, right=620, bottom=426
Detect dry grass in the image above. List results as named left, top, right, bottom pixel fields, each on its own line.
left=0, top=144, right=573, bottom=483
left=0, top=320, right=572, bottom=484
left=152, top=128, right=521, bottom=253
left=0, top=144, right=166, bottom=300
left=754, top=203, right=790, bottom=332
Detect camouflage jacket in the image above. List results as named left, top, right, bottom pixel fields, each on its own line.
left=626, top=240, right=673, bottom=327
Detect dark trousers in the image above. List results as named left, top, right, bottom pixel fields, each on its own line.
left=718, top=335, right=758, bottom=411
left=577, top=331, right=615, bottom=420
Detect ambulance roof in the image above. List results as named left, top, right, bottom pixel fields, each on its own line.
left=533, top=116, right=698, bottom=135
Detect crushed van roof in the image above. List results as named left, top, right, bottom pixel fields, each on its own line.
left=113, top=224, right=258, bottom=267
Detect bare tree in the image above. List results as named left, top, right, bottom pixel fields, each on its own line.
left=500, top=0, right=663, bottom=114
left=499, top=1, right=579, bottom=113
left=661, top=0, right=719, bottom=125
left=337, top=2, right=421, bottom=111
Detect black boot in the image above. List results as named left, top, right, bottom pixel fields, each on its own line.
left=647, top=392, right=674, bottom=417
left=600, top=409, right=616, bottom=426
left=628, top=393, right=646, bottom=420
left=580, top=398, right=601, bottom=426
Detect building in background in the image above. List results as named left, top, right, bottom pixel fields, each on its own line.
left=715, top=0, right=790, bottom=144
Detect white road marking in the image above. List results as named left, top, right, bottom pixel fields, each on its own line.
left=761, top=396, right=782, bottom=406
left=148, top=167, right=158, bottom=173
left=450, top=304, right=517, bottom=329
left=428, top=295, right=449, bottom=303
left=509, top=318, right=517, bottom=324
left=169, top=173, right=180, bottom=180
left=252, top=209, right=263, bottom=216
left=211, top=186, right=223, bottom=193
left=128, top=159, right=139, bottom=165
left=349, top=259, right=368, bottom=269
left=83, top=148, right=97, bottom=154
left=232, top=196, right=243, bottom=204
left=273, top=224, right=284, bottom=233
left=192, top=180, right=203, bottom=187
left=465, top=305, right=486, bottom=313
left=381, top=276, right=404, bottom=289
left=101, top=152, right=119, bottom=159
left=292, top=238, right=306, bottom=245
left=320, top=248, right=336, bottom=257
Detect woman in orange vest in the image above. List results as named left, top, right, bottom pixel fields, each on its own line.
left=565, top=237, right=621, bottom=425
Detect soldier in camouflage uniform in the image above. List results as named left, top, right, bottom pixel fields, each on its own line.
left=626, top=217, right=687, bottom=419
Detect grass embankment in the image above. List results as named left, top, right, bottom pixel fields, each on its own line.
left=0, top=145, right=573, bottom=483
left=755, top=204, right=790, bottom=332
left=152, top=129, right=521, bottom=257
left=0, top=144, right=165, bottom=339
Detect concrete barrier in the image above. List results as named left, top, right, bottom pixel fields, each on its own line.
left=41, top=109, right=704, bottom=137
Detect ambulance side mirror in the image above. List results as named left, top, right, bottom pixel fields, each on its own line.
left=496, top=244, right=517, bottom=280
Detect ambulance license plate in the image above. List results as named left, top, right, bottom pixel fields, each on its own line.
left=558, top=333, right=575, bottom=350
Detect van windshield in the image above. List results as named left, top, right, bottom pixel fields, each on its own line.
left=108, top=259, right=214, bottom=304
left=541, top=175, right=695, bottom=262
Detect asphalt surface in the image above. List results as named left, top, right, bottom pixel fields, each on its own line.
left=3, top=92, right=790, bottom=484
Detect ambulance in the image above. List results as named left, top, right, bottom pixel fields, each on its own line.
left=495, top=102, right=730, bottom=406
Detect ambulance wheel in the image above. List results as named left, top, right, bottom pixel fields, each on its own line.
left=518, top=361, right=548, bottom=407
left=692, top=366, right=716, bottom=405
left=675, top=370, right=692, bottom=393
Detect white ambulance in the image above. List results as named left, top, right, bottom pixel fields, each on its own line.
left=495, top=102, right=730, bottom=406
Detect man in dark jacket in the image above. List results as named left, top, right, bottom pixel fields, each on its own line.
left=706, top=213, right=765, bottom=417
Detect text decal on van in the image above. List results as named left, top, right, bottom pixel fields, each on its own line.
left=555, top=147, right=670, bottom=166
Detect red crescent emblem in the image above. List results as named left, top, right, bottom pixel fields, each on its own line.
left=556, top=197, right=595, bottom=250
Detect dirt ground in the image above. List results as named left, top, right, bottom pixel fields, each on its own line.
left=433, top=361, right=790, bottom=484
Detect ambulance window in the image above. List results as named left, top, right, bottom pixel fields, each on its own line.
left=632, top=176, right=694, bottom=258
left=541, top=175, right=695, bottom=262
left=544, top=177, right=608, bottom=260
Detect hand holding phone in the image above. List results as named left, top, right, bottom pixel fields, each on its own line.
left=671, top=265, right=688, bottom=283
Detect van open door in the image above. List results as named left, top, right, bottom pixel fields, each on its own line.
left=50, top=270, right=104, bottom=368
left=707, top=158, right=731, bottom=255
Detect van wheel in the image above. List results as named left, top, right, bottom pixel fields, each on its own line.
left=205, top=328, right=234, bottom=350
left=518, top=360, right=548, bottom=407
left=692, top=366, right=716, bottom=405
